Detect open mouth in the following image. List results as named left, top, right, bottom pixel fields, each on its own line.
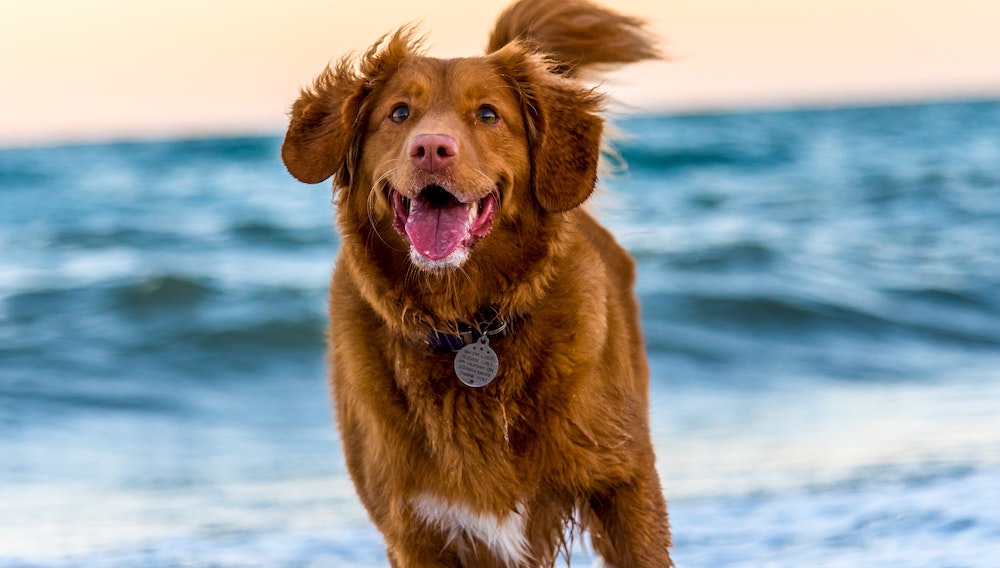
left=389, top=185, right=499, bottom=263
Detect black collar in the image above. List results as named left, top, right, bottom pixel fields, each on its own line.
left=426, top=306, right=524, bottom=352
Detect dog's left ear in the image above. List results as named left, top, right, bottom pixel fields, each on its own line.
left=492, top=45, right=605, bottom=213
left=529, top=79, right=604, bottom=212
left=487, top=0, right=659, bottom=212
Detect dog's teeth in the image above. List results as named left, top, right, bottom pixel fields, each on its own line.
left=469, top=201, right=479, bottom=222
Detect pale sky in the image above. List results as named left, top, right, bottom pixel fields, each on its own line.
left=2, top=0, right=999, bottom=145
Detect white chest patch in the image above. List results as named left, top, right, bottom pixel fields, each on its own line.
left=410, top=493, right=530, bottom=566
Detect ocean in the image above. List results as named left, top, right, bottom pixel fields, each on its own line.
left=2, top=99, right=999, bottom=567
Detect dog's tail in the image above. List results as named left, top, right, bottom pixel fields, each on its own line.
left=486, top=0, right=659, bottom=77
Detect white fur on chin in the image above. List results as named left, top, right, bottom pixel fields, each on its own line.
left=409, top=246, right=469, bottom=271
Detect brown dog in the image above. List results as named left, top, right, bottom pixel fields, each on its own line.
left=282, top=0, right=671, bottom=565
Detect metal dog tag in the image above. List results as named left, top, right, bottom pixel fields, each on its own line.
left=454, top=335, right=499, bottom=387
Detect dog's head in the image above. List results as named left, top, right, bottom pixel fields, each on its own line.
left=283, top=29, right=605, bottom=272
left=283, top=0, right=657, bottom=296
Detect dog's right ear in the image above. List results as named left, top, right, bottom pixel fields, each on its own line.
left=281, top=60, right=366, bottom=186
left=283, top=28, right=422, bottom=187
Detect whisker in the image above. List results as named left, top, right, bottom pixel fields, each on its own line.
left=366, top=161, right=408, bottom=252
left=471, top=169, right=495, bottom=191
left=455, top=258, right=475, bottom=289
left=471, top=168, right=502, bottom=215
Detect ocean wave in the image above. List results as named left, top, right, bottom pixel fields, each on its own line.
left=46, top=228, right=197, bottom=252
left=109, top=275, right=327, bottom=353
left=3, top=274, right=327, bottom=366
left=1, top=382, right=181, bottom=415
left=180, top=317, right=326, bottom=352
left=641, top=284, right=1000, bottom=352
left=633, top=240, right=779, bottom=272
left=35, top=221, right=333, bottom=254
left=617, top=143, right=792, bottom=174
left=643, top=290, right=887, bottom=336
left=0, top=158, right=53, bottom=187
left=228, top=220, right=335, bottom=248
left=113, top=274, right=217, bottom=310
left=98, top=136, right=280, bottom=171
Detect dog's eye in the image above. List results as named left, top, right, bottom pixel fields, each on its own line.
left=477, top=105, right=499, bottom=125
left=390, top=104, right=410, bottom=123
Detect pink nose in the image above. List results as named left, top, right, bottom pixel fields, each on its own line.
left=408, top=134, right=458, bottom=173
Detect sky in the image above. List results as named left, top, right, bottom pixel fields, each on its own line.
left=2, top=0, right=999, bottom=145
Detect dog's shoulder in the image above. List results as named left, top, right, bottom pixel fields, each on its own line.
left=570, top=209, right=636, bottom=290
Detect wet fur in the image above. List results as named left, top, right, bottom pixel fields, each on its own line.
left=282, top=0, right=672, bottom=565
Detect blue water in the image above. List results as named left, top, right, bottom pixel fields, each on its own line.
left=2, top=100, right=999, bottom=567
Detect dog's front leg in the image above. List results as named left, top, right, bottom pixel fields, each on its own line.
left=587, top=464, right=674, bottom=567
left=383, top=520, right=462, bottom=568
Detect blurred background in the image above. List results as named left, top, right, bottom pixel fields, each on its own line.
left=2, top=1, right=999, bottom=566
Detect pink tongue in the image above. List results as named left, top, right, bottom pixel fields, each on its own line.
left=405, top=195, right=471, bottom=261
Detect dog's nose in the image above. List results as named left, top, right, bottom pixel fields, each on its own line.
left=408, top=134, right=458, bottom=173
